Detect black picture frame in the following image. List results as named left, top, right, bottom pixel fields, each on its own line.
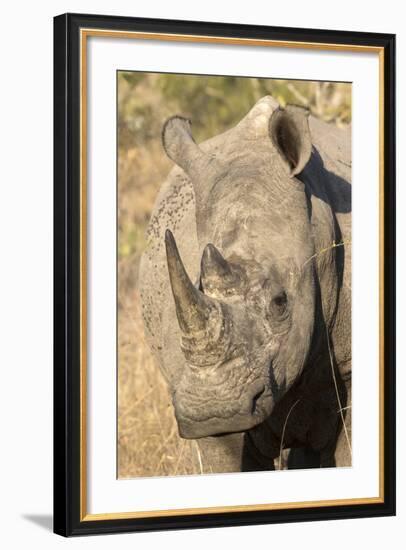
left=54, top=12, right=396, bottom=537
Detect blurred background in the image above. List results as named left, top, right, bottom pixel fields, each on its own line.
left=117, top=72, right=351, bottom=478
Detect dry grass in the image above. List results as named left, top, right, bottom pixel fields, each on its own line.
left=118, top=292, right=204, bottom=477
left=117, top=74, right=351, bottom=478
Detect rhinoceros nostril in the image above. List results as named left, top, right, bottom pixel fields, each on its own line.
left=251, top=387, right=266, bottom=414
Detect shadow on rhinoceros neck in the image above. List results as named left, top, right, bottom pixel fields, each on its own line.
left=301, top=148, right=352, bottom=215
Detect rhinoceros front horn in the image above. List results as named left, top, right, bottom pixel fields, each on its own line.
left=165, top=229, right=221, bottom=336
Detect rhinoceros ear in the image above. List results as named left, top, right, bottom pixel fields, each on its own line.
left=269, top=105, right=312, bottom=177
left=162, top=116, right=208, bottom=176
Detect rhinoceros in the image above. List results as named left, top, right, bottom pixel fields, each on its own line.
left=139, top=95, right=351, bottom=472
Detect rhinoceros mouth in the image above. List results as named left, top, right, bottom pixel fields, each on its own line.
left=250, top=386, right=267, bottom=413
left=174, top=385, right=273, bottom=439
left=176, top=410, right=267, bottom=439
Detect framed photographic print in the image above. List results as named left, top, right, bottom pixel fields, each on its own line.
left=53, top=13, right=396, bottom=536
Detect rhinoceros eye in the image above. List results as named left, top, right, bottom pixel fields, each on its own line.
left=270, top=291, right=288, bottom=317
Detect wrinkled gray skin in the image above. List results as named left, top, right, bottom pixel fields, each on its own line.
left=139, top=96, right=351, bottom=471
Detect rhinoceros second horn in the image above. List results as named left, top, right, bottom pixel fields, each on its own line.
left=200, top=243, right=235, bottom=292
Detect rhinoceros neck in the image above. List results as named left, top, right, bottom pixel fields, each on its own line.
left=301, top=146, right=352, bottom=376
left=300, top=165, right=341, bottom=329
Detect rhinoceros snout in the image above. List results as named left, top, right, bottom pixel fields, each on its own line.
left=173, top=381, right=272, bottom=439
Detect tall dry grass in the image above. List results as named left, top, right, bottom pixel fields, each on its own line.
left=117, top=74, right=351, bottom=478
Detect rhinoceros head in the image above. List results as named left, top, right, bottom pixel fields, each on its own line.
left=162, top=96, right=317, bottom=439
